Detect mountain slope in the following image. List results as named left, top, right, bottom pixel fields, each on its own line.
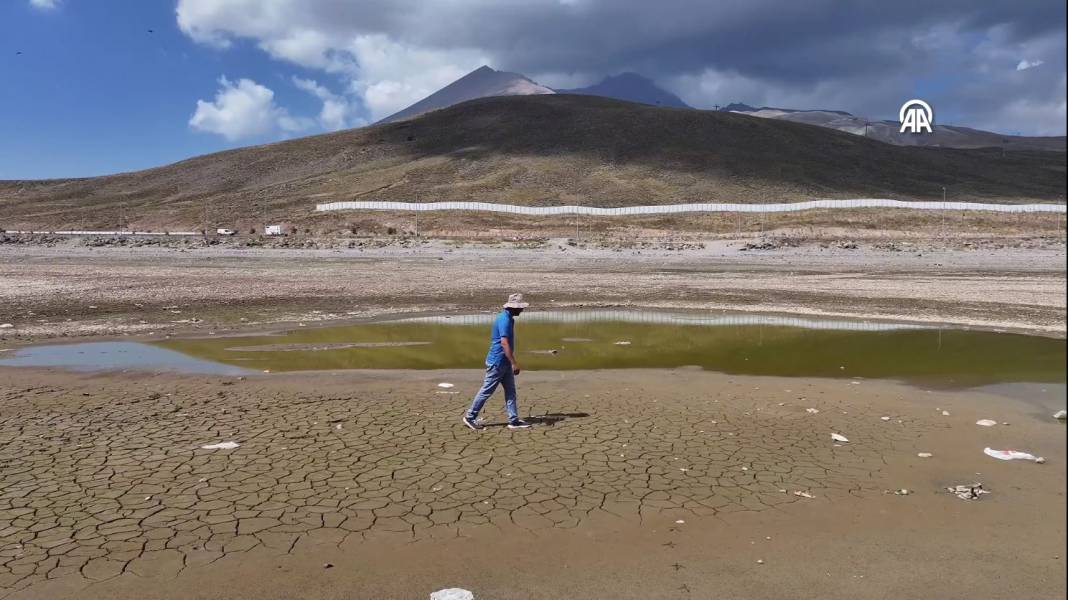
left=557, top=73, right=690, bottom=108
left=727, top=106, right=1066, bottom=151
left=1, top=95, right=1064, bottom=230
left=378, top=65, right=553, bottom=124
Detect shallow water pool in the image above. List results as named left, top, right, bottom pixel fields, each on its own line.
left=3, top=311, right=1063, bottom=389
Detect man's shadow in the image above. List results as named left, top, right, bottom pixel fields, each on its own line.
left=482, top=412, right=590, bottom=428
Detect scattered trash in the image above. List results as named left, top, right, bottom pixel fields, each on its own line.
left=894, top=489, right=910, bottom=496
left=917, top=452, right=933, bottom=458
left=430, top=590, right=474, bottom=600
left=946, top=483, right=990, bottom=500
left=983, top=448, right=1045, bottom=463
left=975, top=419, right=997, bottom=427
left=831, top=433, right=849, bottom=443
left=941, top=410, right=951, bottom=416
left=675, top=519, right=685, bottom=524
left=793, top=491, right=815, bottom=499
left=880, top=416, right=891, bottom=421
left=614, top=341, right=632, bottom=346
left=756, top=559, right=765, bottom=565
left=0, top=323, right=13, bottom=329
left=437, top=383, right=455, bottom=389
left=1053, top=410, right=1067, bottom=420
left=806, top=408, right=820, bottom=414
left=201, top=441, right=240, bottom=450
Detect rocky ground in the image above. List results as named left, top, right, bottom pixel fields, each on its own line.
left=0, top=235, right=1065, bottom=346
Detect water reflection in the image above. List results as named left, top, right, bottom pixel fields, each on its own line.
left=151, top=310, right=1064, bottom=388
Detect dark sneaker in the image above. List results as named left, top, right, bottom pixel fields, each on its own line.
left=507, top=419, right=532, bottom=429
left=461, top=415, right=483, bottom=431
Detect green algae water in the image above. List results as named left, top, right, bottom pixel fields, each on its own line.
left=151, top=311, right=1066, bottom=388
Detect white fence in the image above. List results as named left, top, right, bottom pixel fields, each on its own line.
left=317, top=199, right=1066, bottom=216
left=394, top=310, right=932, bottom=332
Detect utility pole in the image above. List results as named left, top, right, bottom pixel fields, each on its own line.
left=941, top=186, right=947, bottom=245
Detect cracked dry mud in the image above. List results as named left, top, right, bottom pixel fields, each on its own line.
left=0, top=369, right=935, bottom=597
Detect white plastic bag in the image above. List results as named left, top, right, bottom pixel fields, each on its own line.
left=983, top=447, right=1045, bottom=463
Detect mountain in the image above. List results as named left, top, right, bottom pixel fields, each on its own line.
left=2, top=94, right=1063, bottom=230
left=378, top=65, right=554, bottom=124
left=724, top=105, right=1066, bottom=151
left=557, top=72, right=691, bottom=108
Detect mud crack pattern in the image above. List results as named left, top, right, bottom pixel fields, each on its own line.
left=0, top=371, right=929, bottom=596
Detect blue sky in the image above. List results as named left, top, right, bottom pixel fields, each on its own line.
left=1, top=0, right=348, bottom=179
left=2, top=0, right=1065, bottom=180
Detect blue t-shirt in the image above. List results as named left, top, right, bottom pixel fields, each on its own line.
left=485, top=310, right=515, bottom=366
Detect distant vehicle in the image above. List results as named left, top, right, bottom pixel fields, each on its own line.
left=216, top=228, right=236, bottom=236
left=264, top=224, right=289, bottom=236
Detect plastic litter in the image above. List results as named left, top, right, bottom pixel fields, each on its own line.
left=201, top=441, right=240, bottom=450
left=946, top=483, right=990, bottom=500
left=831, top=433, right=849, bottom=443
left=983, top=448, right=1045, bottom=463
left=614, top=341, right=632, bottom=346
left=793, top=491, right=815, bottom=499
left=430, top=589, right=474, bottom=600
left=805, top=408, right=820, bottom=414
left=1054, top=410, right=1067, bottom=420
left=437, top=383, right=455, bottom=389
left=975, top=419, right=997, bottom=427
left=917, top=452, right=933, bottom=458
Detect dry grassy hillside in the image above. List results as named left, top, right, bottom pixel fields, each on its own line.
left=1, top=94, right=1064, bottom=230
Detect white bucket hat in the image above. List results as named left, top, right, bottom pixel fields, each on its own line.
left=503, top=293, right=529, bottom=309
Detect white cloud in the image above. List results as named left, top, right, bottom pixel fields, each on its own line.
left=189, top=76, right=311, bottom=141
left=292, top=77, right=364, bottom=131
left=345, top=34, right=487, bottom=120
left=29, top=0, right=60, bottom=10
left=175, top=0, right=1066, bottom=135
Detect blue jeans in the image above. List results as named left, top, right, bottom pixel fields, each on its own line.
left=466, top=361, right=518, bottom=422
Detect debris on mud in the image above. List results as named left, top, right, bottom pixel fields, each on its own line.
left=946, top=483, right=990, bottom=500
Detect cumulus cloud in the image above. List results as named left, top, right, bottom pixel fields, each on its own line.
left=176, top=0, right=1066, bottom=135
left=1016, top=59, right=1045, bottom=71
left=29, top=0, right=60, bottom=10
left=292, top=77, right=364, bottom=130
left=189, top=76, right=311, bottom=141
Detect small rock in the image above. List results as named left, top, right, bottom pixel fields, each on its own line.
left=1053, top=410, right=1067, bottom=420
left=941, top=410, right=951, bottom=416
left=323, top=563, right=334, bottom=569
left=0, top=323, right=13, bottom=329
left=917, top=452, right=933, bottom=458
left=757, top=559, right=765, bottom=565
left=806, top=408, right=820, bottom=414
left=975, top=419, right=997, bottom=427
left=880, top=416, right=891, bottom=421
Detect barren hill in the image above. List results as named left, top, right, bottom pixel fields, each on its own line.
left=728, top=106, right=1067, bottom=151
left=378, top=65, right=554, bottom=124
left=1, top=94, right=1064, bottom=230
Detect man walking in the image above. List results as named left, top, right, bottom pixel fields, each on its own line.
left=462, top=293, right=532, bottom=430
